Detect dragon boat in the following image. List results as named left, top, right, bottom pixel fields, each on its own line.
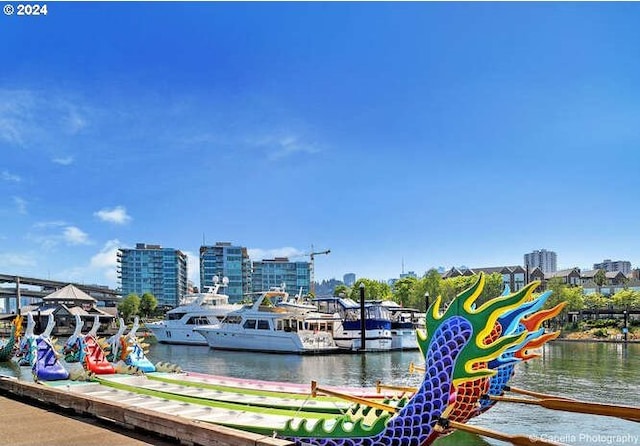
left=0, top=314, right=22, bottom=362
left=10, top=275, right=639, bottom=445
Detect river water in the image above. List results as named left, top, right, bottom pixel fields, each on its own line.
left=2, top=341, right=639, bottom=445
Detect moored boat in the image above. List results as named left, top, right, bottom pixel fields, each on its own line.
left=195, top=290, right=342, bottom=354
left=145, top=276, right=242, bottom=345
left=313, top=296, right=393, bottom=351
left=380, top=301, right=423, bottom=350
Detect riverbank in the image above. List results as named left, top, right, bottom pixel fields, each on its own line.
left=557, top=326, right=639, bottom=343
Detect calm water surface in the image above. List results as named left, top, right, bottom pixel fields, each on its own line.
left=2, top=342, right=638, bottom=445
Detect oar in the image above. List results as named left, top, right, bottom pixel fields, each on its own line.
left=310, top=381, right=567, bottom=446
left=445, top=419, right=567, bottom=446
left=490, top=395, right=640, bottom=422
left=311, top=381, right=398, bottom=413
left=408, top=362, right=425, bottom=374
left=505, top=385, right=572, bottom=400
left=375, top=380, right=417, bottom=394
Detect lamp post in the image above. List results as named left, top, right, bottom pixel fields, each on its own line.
left=359, top=283, right=366, bottom=352
left=623, top=309, right=629, bottom=343
left=424, top=291, right=430, bottom=314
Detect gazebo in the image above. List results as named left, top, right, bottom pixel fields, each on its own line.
left=29, top=284, right=115, bottom=335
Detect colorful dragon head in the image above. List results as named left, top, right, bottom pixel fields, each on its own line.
left=275, top=274, right=562, bottom=446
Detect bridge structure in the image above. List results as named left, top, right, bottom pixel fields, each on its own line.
left=0, top=273, right=120, bottom=314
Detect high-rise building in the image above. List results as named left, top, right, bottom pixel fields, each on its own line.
left=524, top=249, right=557, bottom=274
left=343, top=273, right=356, bottom=286
left=252, top=257, right=311, bottom=296
left=593, top=259, right=632, bottom=275
left=199, top=242, right=251, bottom=303
left=117, top=243, right=188, bottom=307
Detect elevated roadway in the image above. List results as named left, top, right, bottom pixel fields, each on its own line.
left=0, top=273, right=120, bottom=313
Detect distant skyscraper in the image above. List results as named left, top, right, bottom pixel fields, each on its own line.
left=593, top=259, right=631, bottom=275
left=524, top=249, right=557, bottom=274
left=343, top=273, right=356, bottom=286
left=118, top=243, right=188, bottom=307
left=252, top=257, right=311, bottom=296
left=200, top=242, right=251, bottom=303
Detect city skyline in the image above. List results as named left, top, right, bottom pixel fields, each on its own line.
left=2, top=3, right=640, bottom=289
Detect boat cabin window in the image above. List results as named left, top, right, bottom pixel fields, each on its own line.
left=224, top=315, right=242, bottom=324
left=167, top=312, right=186, bottom=321
left=186, top=316, right=210, bottom=325
left=257, top=320, right=270, bottom=330
left=243, top=319, right=257, bottom=329
left=278, top=319, right=298, bottom=332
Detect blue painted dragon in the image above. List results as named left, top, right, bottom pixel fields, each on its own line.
left=271, top=273, right=561, bottom=445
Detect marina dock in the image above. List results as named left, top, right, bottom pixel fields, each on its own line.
left=0, top=376, right=293, bottom=446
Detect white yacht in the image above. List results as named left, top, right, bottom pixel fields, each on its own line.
left=146, top=276, right=243, bottom=345
left=380, top=301, right=422, bottom=350
left=194, top=289, right=342, bottom=354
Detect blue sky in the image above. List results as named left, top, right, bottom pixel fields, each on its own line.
left=2, top=2, right=640, bottom=289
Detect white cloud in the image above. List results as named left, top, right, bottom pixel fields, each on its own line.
left=13, top=196, right=27, bottom=214
left=89, top=239, right=120, bottom=285
left=94, top=206, right=132, bottom=225
left=247, top=132, right=321, bottom=161
left=63, top=226, right=90, bottom=245
left=64, top=108, right=87, bottom=134
left=52, top=156, right=74, bottom=166
left=57, top=240, right=121, bottom=287
left=267, top=135, right=320, bottom=160
left=0, top=253, right=36, bottom=268
left=247, top=246, right=306, bottom=261
left=0, top=89, right=33, bottom=145
left=2, top=170, right=21, bottom=182
left=33, top=220, right=67, bottom=229
left=0, top=89, right=89, bottom=148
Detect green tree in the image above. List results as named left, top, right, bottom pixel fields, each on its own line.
left=117, top=293, right=140, bottom=323
left=392, top=276, right=417, bottom=307
left=583, top=293, right=608, bottom=310
left=594, top=269, right=606, bottom=293
left=333, top=284, right=350, bottom=297
left=561, top=286, right=585, bottom=312
left=480, top=273, right=507, bottom=304
left=421, top=269, right=442, bottom=311
left=140, top=292, right=158, bottom=318
left=612, top=289, right=639, bottom=309
left=349, top=278, right=392, bottom=301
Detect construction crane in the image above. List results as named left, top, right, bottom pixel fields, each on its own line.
left=307, top=247, right=330, bottom=295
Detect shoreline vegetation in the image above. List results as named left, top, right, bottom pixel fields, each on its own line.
left=555, top=320, right=639, bottom=343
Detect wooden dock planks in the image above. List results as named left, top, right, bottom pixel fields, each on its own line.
left=0, top=376, right=293, bottom=446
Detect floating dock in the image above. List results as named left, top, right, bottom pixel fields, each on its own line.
left=0, top=376, right=293, bottom=446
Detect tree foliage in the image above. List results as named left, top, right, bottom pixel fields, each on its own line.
left=348, top=278, right=392, bottom=301
left=140, top=292, right=158, bottom=318
left=612, top=289, right=640, bottom=309
left=333, top=284, right=350, bottom=297
left=118, top=293, right=140, bottom=322
left=392, top=277, right=417, bottom=307
left=594, top=269, right=607, bottom=287
left=583, top=293, right=609, bottom=309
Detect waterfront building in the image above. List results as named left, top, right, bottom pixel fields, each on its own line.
left=117, top=243, right=188, bottom=308
left=544, top=267, right=581, bottom=286
left=524, top=249, right=557, bottom=274
left=442, top=265, right=528, bottom=291
left=251, top=257, right=311, bottom=296
left=199, top=242, right=251, bottom=303
left=343, top=273, right=356, bottom=287
left=593, top=259, right=632, bottom=275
